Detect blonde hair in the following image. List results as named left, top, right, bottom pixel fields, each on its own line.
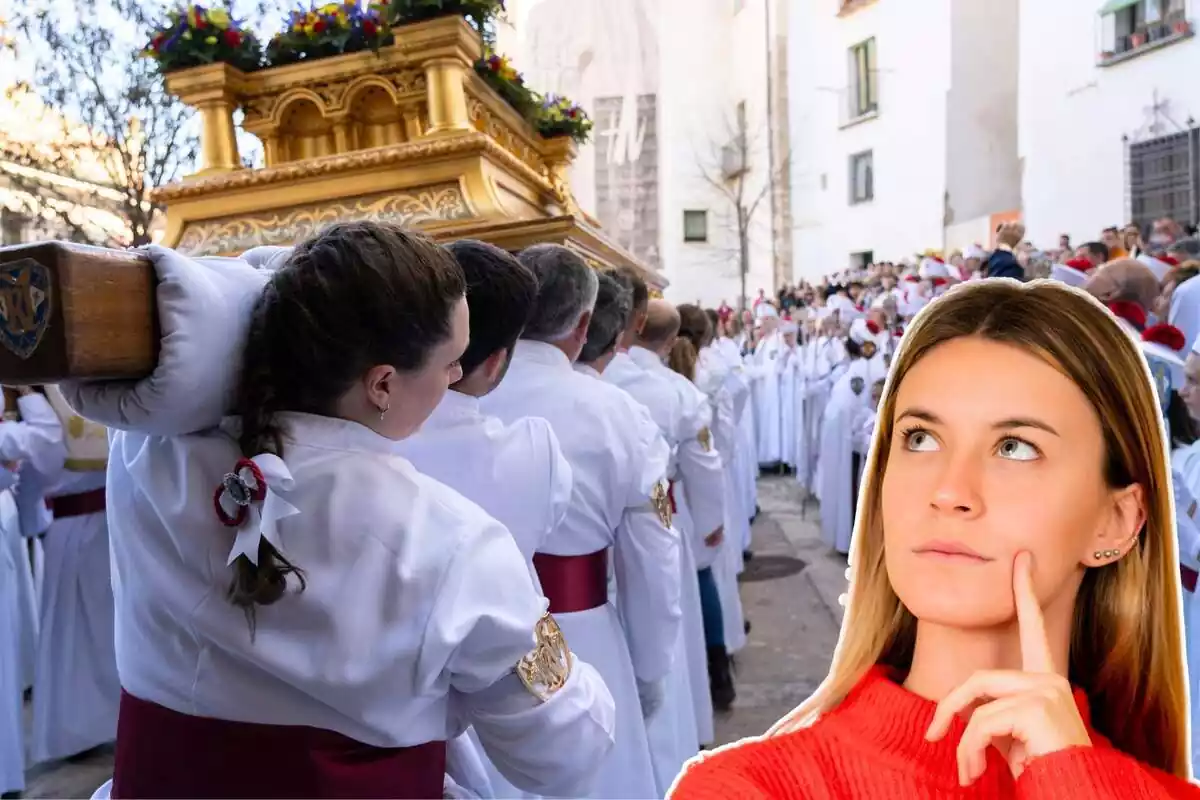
left=771, top=278, right=1190, bottom=778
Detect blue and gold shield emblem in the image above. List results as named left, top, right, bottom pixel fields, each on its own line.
left=0, top=259, right=52, bottom=360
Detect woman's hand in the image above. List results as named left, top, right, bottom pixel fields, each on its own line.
left=924, top=551, right=1092, bottom=786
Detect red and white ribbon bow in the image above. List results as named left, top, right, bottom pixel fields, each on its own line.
left=213, top=453, right=300, bottom=566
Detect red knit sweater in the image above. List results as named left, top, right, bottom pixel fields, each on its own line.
left=670, top=667, right=1200, bottom=799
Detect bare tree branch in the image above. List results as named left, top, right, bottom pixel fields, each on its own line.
left=688, top=104, right=792, bottom=310
left=1, top=0, right=208, bottom=246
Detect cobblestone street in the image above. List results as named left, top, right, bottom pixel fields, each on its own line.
left=22, top=476, right=847, bottom=798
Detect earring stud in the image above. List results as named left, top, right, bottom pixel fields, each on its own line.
left=379, top=402, right=390, bottom=421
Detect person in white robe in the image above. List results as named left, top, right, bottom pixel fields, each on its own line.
left=817, top=320, right=887, bottom=555
left=749, top=309, right=783, bottom=468
left=646, top=305, right=735, bottom=714
left=701, top=308, right=753, bottom=582
left=607, top=298, right=732, bottom=741
left=714, top=322, right=758, bottom=529
left=480, top=245, right=681, bottom=800
left=582, top=278, right=699, bottom=794
left=0, top=465, right=21, bottom=799
left=64, top=224, right=616, bottom=799
left=803, top=314, right=846, bottom=497
left=392, top=240, right=577, bottom=799
left=705, top=311, right=753, bottom=544
left=23, top=386, right=120, bottom=765
left=677, top=308, right=747, bottom=662
left=1, top=393, right=44, bottom=696
left=0, top=391, right=59, bottom=795
left=777, top=323, right=801, bottom=471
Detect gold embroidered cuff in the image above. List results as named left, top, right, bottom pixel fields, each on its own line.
left=516, top=614, right=572, bottom=702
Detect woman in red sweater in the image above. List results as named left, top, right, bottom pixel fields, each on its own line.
left=671, top=279, right=1200, bottom=798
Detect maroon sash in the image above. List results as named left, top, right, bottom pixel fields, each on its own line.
left=46, top=487, right=106, bottom=519
left=112, top=690, right=446, bottom=799
left=533, top=550, right=608, bottom=613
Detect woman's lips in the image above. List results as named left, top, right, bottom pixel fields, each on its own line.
left=912, top=540, right=992, bottom=562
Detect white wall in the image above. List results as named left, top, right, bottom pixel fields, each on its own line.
left=500, top=0, right=774, bottom=307
left=788, top=0, right=953, bottom=281
left=658, top=0, right=748, bottom=307
left=1019, top=0, right=1200, bottom=247
left=945, top=0, right=1021, bottom=228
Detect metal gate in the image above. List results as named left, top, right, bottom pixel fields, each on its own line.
left=1127, top=126, right=1200, bottom=230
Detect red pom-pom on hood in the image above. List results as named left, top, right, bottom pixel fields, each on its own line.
left=1107, top=301, right=1147, bottom=330
left=866, top=319, right=881, bottom=335
left=1142, top=323, right=1186, bottom=352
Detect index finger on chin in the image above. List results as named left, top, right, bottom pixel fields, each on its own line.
left=1013, top=551, right=1055, bottom=674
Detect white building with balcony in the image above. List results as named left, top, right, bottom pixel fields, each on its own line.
left=1019, top=0, right=1200, bottom=245
left=787, top=0, right=1022, bottom=279
left=496, top=0, right=789, bottom=306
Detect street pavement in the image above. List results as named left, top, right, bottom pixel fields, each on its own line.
left=20, top=475, right=847, bottom=798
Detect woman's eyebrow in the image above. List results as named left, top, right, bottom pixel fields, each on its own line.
left=895, top=407, right=1060, bottom=436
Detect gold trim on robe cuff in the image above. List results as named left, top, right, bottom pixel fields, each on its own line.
left=516, top=614, right=572, bottom=702
left=650, top=479, right=672, bottom=529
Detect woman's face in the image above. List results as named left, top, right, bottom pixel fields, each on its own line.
left=1180, top=353, right=1200, bottom=423
left=383, top=295, right=469, bottom=440
left=881, top=336, right=1141, bottom=628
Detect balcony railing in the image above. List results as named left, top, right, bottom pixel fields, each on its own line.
left=1100, top=9, right=1194, bottom=66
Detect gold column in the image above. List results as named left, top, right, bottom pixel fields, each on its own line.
left=423, top=58, right=471, bottom=136
left=164, top=63, right=243, bottom=177
left=263, top=134, right=280, bottom=167
left=196, top=98, right=240, bottom=174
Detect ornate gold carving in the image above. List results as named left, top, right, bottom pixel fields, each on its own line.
left=697, top=426, right=713, bottom=453
left=152, top=133, right=555, bottom=204
left=465, top=96, right=548, bottom=178
left=516, top=614, right=571, bottom=702
left=651, top=480, right=673, bottom=529
left=241, top=70, right=427, bottom=125
left=176, top=184, right=472, bottom=256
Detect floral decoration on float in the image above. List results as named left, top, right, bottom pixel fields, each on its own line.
left=142, top=4, right=263, bottom=73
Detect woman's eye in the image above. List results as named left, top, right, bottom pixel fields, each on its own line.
left=996, top=437, right=1040, bottom=462
left=902, top=429, right=939, bottom=452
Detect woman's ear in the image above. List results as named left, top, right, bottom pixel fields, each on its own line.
left=1082, top=483, right=1146, bottom=567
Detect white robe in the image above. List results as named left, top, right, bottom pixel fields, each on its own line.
left=0, top=486, right=24, bottom=795
left=717, top=337, right=758, bottom=531
left=817, top=360, right=879, bottom=555
left=751, top=333, right=783, bottom=465
left=482, top=341, right=680, bottom=799
left=778, top=344, right=801, bottom=469
left=606, top=347, right=722, bottom=752
left=1173, top=444, right=1200, bottom=772
left=95, top=412, right=616, bottom=797
left=394, top=390, right=575, bottom=799
left=30, top=468, right=119, bottom=764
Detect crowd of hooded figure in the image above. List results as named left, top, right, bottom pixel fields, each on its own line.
left=9, top=214, right=1200, bottom=798
left=733, top=217, right=1200, bottom=776
left=0, top=224, right=781, bottom=800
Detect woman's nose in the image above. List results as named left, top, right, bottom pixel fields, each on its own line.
left=929, top=458, right=984, bottom=517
